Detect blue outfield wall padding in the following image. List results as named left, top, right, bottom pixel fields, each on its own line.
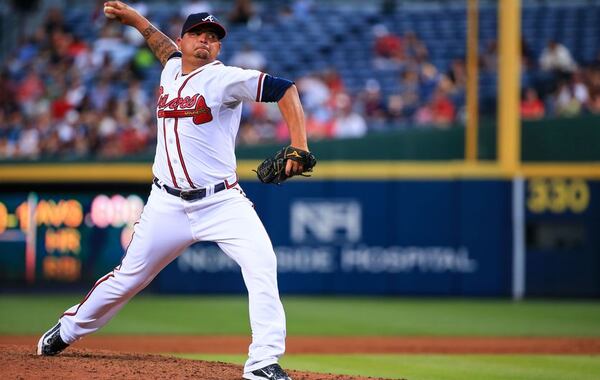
left=156, top=180, right=514, bottom=296
left=1, top=178, right=597, bottom=296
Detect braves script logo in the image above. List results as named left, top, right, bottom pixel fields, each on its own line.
left=157, top=86, right=213, bottom=125
left=202, top=15, right=216, bottom=22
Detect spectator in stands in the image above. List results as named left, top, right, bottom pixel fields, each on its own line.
left=66, top=35, right=89, bottom=59
left=51, top=88, right=73, bottom=121
left=247, top=103, right=278, bottom=142
left=403, top=31, right=429, bottom=64
left=585, top=66, right=600, bottom=95
left=43, top=7, right=67, bottom=34
left=372, top=24, right=403, bottom=70
left=1, top=111, right=22, bottom=158
left=90, top=77, right=113, bottom=112
left=385, top=94, right=405, bottom=124
left=447, top=58, right=467, bottom=91
left=273, top=103, right=332, bottom=142
left=238, top=121, right=260, bottom=145
left=230, top=43, right=267, bottom=71
left=229, top=0, right=256, bottom=25
left=296, top=73, right=331, bottom=115
left=332, top=93, right=367, bottom=138
left=520, top=87, right=545, bottom=120
left=553, top=80, right=582, bottom=117
left=358, top=79, right=386, bottom=124
left=0, top=112, right=9, bottom=159
left=571, top=71, right=590, bottom=109
left=130, top=46, right=156, bottom=78
left=65, top=76, right=86, bottom=110
left=286, top=113, right=332, bottom=141
left=0, top=70, right=18, bottom=114
left=93, top=24, right=137, bottom=68
left=322, top=68, right=345, bottom=98
left=16, top=69, right=44, bottom=116
left=431, top=89, right=456, bottom=127
left=480, top=40, right=497, bottom=72
left=55, top=110, right=78, bottom=154
left=415, top=88, right=455, bottom=128
left=419, top=62, right=442, bottom=102
left=125, top=80, right=150, bottom=119
left=18, top=120, right=41, bottom=159
left=413, top=101, right=433, bottom=126
left=521, top=38, right=535, bottom=70
left=276, top=70, right=339, bottom=142
left=588, top=93, right=600, bottom=114
left=397, top=69, right=420, bottom=117
left=41, top=127, right=61, bottom=158
left=482, top=38, right=538, bottom=73
left=539, top=40, right=577, bottom=75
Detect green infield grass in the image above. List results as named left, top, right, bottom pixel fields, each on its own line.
left=0, top=295, right=599, bottom=336
left=175, top=354, right=600, bottom=380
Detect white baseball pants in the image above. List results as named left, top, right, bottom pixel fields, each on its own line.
left=59, top=183, right=286, bottom=372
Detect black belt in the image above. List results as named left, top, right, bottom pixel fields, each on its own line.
left=153, top=177, right=227, bottom=201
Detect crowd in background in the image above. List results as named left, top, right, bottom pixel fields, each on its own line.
left=1, top=0, right=600, bottom=160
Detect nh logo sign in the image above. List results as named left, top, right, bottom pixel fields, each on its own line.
left=290, top=200, right=362, bottom=243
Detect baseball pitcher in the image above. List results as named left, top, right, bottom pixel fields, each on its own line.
left=37, top=2, right=316, bottom=380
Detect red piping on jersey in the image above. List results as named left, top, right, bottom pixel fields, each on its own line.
left=174, top=117, right=196, bottom=189
left=173, top=68, right=208, bottom=189
left=225, top=174, right=239, bottom=189
left=62, top=272, right=115, bottom=317
left=62, top=226, right=137, bottom=318
left=163, top=117, right=179, bottom=188
left=256, top=73, right=265, bottom=102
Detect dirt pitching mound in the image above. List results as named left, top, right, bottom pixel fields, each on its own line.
left=3, top=336, right=600, bottom=355
left=0, top=345, right=390, bottom=380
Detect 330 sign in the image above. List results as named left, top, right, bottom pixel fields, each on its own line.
left=527, top=178, right=590, bottom=214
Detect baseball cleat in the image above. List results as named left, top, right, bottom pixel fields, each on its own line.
left=37, top=322, right=69, bottom=356
left=243, top=363, right=292, bottom=380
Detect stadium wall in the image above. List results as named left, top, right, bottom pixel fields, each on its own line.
left=0, top=176, right=598, bottom=297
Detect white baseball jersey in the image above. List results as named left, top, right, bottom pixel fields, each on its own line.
left=57, top=57, right=288, bottom=375
left=39, top=8, right=296, bottom=377
left=153, top=58, right=266, bottom=189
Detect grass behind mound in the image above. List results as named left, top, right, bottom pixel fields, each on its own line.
left=176, top=354, right=600, bottom=380
left=1, top=295, right=600, bottom=336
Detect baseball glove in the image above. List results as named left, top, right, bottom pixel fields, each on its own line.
left=254, top=146, right=317, bottom=184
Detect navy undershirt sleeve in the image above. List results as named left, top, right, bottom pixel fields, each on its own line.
left=168, top=51, right=182, bottom=60
left=261, top=75, right=294, bottom=102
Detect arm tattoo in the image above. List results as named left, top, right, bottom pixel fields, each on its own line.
left=141, top=25, right=178, bottom=66
left=141, top=26, right=157, bottom=39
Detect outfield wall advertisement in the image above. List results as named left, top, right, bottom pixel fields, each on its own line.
left=0, top=179, right=597, bottom=296
left=160, top=180, right=512, bottom=295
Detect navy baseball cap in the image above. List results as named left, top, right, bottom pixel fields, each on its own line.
left=181, top=13, right=227, bottom=39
